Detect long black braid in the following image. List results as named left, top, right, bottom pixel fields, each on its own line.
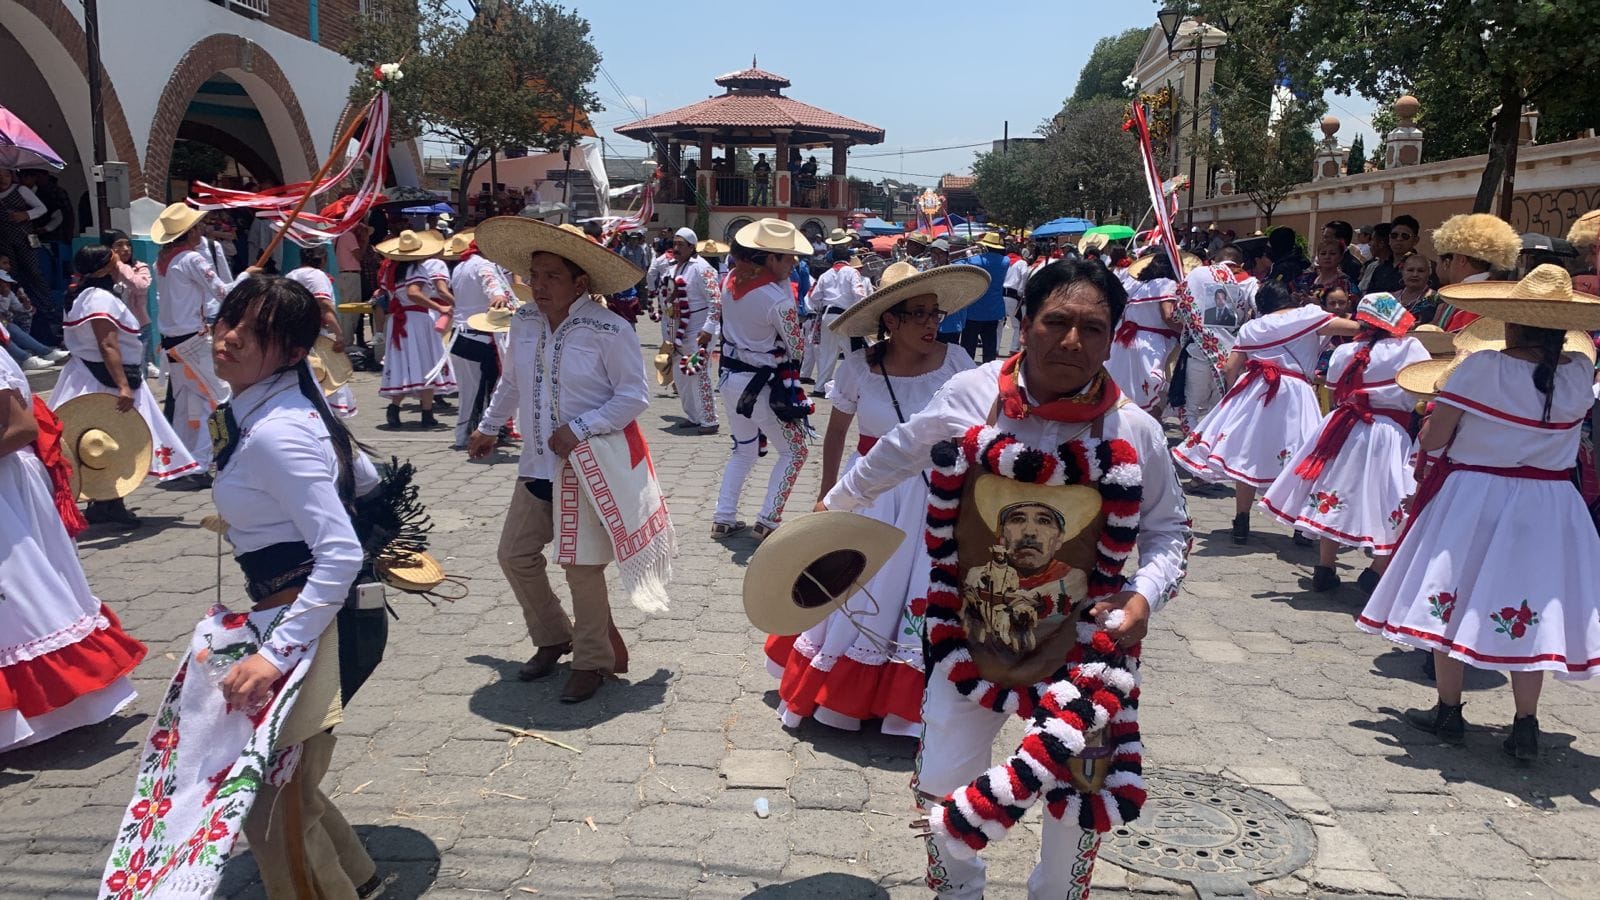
left=1518, top=324, right=1569, bottom=423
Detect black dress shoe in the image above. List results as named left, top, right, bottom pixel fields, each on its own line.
left=517, top=642, right=572, bottom=681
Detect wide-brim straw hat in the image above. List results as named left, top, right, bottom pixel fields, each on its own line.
left=1407, top=324, right=1456, bottom=357
left=1126, top=251, right=1203, bottom=279
left=972, top=474, right=1102, bottom=537
left=376, top=549, right=446, bottom=593
left=56, top=393, right=153, bottom=500
left=1395, top=316, right=1597, bottom=396
left=735, top=218, right=813, bottom=256
left=474, top=216, right=643, bottom=295
left=1436, top=264, right=1600, bottom=331
left=308, top=335, right=353, bottom=393
left=1079, top=232, right=1111, bottom=254
left=824, top=228, right=852, bottom=247
left=1431, top=213, right=1521, bottom=271
left=743, top=511, right=906, bottom=636
left=149, top=202, right=207, bottom=245
left=829, top=261, right=990, bottom=338
left=975, top=232, right=1005, bottom=252
left=696, top=239, right=730, bottom=257
left=1567, top=210, right=1600, bottom=251
left=466, top=307, right=514, bottom=333
left=442, top=229, right=476, bottom=261
left=375, top=229, right=447, bottom=262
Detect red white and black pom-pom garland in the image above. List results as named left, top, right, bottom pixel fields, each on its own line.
left=923, top=425, right=1147, bottom=858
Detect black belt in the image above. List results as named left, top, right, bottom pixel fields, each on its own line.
left=237, top=541, right=316, bottom=603
left=718, top=354, right=764, bottom=375
left=84, top=359, right=143, bottom=390
left=160, top=331, right=197, bottom=351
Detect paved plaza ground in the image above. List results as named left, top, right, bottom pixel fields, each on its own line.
left=5, top=333, right=1600, bottom=899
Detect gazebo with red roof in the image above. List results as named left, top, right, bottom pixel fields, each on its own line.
left=615, top=58, right=885, bottom=240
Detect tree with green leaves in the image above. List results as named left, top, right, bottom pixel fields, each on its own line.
left=1175, top=0, right=1600, bottom=214
left=1071, top=29, right=1149, bottom=106
left=970, top=143, right=1048, bottom=228
left=1034, top=98, right=1148, bottom=224
left=1346, top=134, right=1365, bottom=175
left=345, top=0, right=603, bottom=206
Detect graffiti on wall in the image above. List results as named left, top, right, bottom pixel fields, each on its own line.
left=1512, top=188, right=1600, bottom=239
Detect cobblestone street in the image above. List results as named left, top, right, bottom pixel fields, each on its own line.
left=5, top=337, right=1600, bottom=899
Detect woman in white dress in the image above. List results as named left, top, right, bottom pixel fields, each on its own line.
left=376, top=230, right=456, bottom=428
left=51, top=245, right=202, bottom=527
left=765, top=261, right=983, bottom=736
left=284, top=244, right=358, bottom=419
left=1106, top=253, right=1180, bottom=415
left=1260, top=293, right=1430, bottom=592
left=1173, top=281, right=1362, bottom=543
left=1358, top=266, right=1600, bottom=762
left=0, top=349, right=146, bottom=751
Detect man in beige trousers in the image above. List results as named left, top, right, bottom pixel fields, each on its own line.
left=468, top=217, right=650, bottom=703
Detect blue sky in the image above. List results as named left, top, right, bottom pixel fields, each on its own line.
left=441, top=2, right=1379, bottom=184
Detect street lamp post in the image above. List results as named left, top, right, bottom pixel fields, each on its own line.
left=1157, top=7, right=1235, bottom=230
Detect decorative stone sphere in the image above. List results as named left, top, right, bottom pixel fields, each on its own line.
left=1394, top=95, right=1420, bottom=123
left=1320, top=115, right=1341, bottom=139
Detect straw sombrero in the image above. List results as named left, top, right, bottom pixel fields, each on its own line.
left=474, top=216, right=643, bottom=295
left=308, top=335, right=353, bottom=394
left=830, top=261, right=989, bottom=338
left=742, top=511, right=906, bottom=636
left=374, top=229, right=447, bottom=262
left=1078, top=232, right=1110, bottom=254
left=824, top=227, right=853, bottom=247
left=149, top=202, right=206, bottom=245
left=1395, top=316, right=1597, bottom=396
left=466, top=307, right=513, bottom=333
left=654, top=343, right=672, bottom=384
left=1436, top=264, right=1600, bottom=332
left=972, top=474, right=1102, bottom=538
left=975, top=232, right=1005, bottom=252
left=1407, top=324, right=1456, bottom=357
left=696, top=239, right=730, bottom=257
left=55, top=393, right=153, bottom=501
left=442, top=229, right=476, bottom=261
left=735, top=218, right=815, bottom=256
left=1567, top=210, right=1600, bottom=251
left=376, top=549, right=446, bottom=593
left=1126, top=251, right=1203, bottom=279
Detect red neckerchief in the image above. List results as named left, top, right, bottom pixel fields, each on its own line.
left=728, top=268, right=778, bottom=300
left=457, top=241, right=481, bottom=261
left=830, top=261, right=849, bottom=272
left=997, top=353, right=1121, bottom=423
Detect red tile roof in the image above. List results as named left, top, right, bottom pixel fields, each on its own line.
left=714, top=66, right=791, bottom=88
left=617, top=93, right=884, bottom=144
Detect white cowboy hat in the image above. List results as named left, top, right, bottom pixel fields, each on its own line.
left=735, top=218, right=820, bottom=257
left=442, top=229, right=476, bottom=261
left=742, top=512, right=906, bottom=636
left=829, top=261, right=990, bottom=338
left=474, top=216, right=644, bottom=295
left=374, top=229, right=446, bottom=262
left=1436, top=264, right=1600, bottom=332
left=55, top=393, right=153, bottom=500
left=824, top=227, right=853, bottom=247
left=149, top=202, right=207, bottom=245
left=1126, top=251, right=1203, bottom=279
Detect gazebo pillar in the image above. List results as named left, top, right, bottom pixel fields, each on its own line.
left=830, top=137, right=849, bottom=210
left=696, top=130, right=715, bottom=209
left=772, top=130, right=792, bottom=207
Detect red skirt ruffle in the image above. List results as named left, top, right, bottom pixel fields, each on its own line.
left=765, top=634, right=925, bottom=726
left=1, top=605, right=146, bottom=717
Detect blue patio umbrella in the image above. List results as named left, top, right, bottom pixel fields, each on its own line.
left=401, top=202, right=454, bottom=215
left=1031, top=217, right=1096, bottom=238
left=860, top=217, right=903, bottom=235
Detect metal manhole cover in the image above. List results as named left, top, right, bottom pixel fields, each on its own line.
left=1100, top=771, right=1314, bottom=892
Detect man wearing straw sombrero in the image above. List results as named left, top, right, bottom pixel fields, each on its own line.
left=469, top=216, right=672, bottom=704
left=813, top=258, right=1190, bottom=898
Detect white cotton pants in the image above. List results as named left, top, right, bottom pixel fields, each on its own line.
left=714, top=370, right=808, bottom=529
left=1183, top=354, right=1223, bottom=433
left=449, top=335, right=497, bottom=446
left=1005, top=296, right=1023, bottom=355
left=814, top=313, right=847, bottom=390
left=798, top=316, right=822, bottom=380
left=915, top=674, right=1102, bottom=899
left=169, top=371, right=215, bottom=470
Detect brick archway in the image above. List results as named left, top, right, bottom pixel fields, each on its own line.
left=9, top=0, right=145, bottom=195
left=145, top=34, right=320, bottom=198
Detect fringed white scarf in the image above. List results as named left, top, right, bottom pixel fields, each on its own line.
left=556, top=422, right=676, bottom=612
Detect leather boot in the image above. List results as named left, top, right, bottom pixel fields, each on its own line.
left=1231, top=512, right=1250, bottom=544
left=1504, top=715, right=1539, bottom=763
left=560, top=669, right=606, bottom=703
left=1405, top=700, right=1466, bottom=744
left=517, top=641, right=572, bottom=681
left=385, top=405, right=402, bottom=428
left=1311, top=565, right=1340, bottom=592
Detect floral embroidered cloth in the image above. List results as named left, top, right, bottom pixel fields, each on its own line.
left=101, top=605, right=314, bottom=899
